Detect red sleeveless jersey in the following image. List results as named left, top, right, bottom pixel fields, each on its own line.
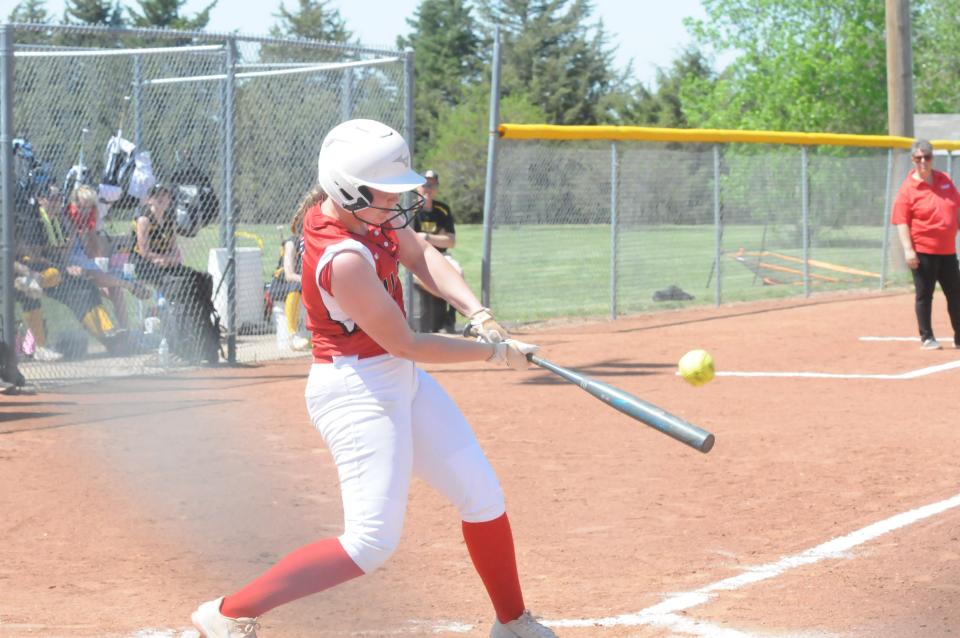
left=300, top=204, right=406, bottom=361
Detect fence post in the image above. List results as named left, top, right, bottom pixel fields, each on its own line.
left=713, top=144, right=722, bottom=306
left=133, top=55, right=142, bottom=149
left=480, top=26, right=502, bottom=309
left=610, top=141, right=618, bottom=319
left=402, top=49, right=415, bottom=323
left=0, top=25, right=13, bottom=350
left=880, top=148, right=893, bottom=289
left=801, top=146, right=810, bottom=297
left=223, top=36, right=237, bottom=363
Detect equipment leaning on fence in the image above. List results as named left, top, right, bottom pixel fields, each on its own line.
left=2, top=22, right=411, bottom=387
left=482, top=123, right=960, bottom=324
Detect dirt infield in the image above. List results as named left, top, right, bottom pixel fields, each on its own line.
left=2, top=290, right=959, bottom=638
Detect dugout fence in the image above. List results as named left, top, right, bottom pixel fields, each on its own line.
left=0, top=23, right=412, bottom=387
left=482, top=124, right=960, bottom=324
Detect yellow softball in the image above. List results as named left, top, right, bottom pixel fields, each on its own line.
left=678, top=349, right=715, bottom=386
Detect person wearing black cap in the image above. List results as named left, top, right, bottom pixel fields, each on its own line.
left=412, top=169, right=461, bottom=332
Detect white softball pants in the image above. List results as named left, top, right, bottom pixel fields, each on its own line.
left=305, top=354, right=505, bottom=574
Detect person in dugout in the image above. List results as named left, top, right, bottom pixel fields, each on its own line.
left=411, top=169, right=462, bottom=333
left=268, top=205, right=310, bottom=351
left=16, top=183, right=139, bottom=356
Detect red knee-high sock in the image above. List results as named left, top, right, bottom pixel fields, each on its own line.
left=220, top=538, right=364, bottom=618
left=462, top=513, right=525, bottom=623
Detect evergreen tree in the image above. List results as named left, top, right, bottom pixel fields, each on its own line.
left=269, top=0, right=352, bottom=42
left=9, top=0, right=50, bottom=23
left=127, top=0, right=216, bottom=30
left=475, top=0, right=625, bottom=125
left=422, top=84, right=546, bottom=221
left=64, top=0, right=124, bottom=26
left=9, top=0, right=52, bottom=45
left=619, top=48, right=714, bottom=127
left=397, top=0, right=483, bottom=149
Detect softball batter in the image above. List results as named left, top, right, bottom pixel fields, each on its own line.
left=191, top=119, right=558, bottom=638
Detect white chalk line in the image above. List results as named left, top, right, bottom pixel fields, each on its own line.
left=717, top=357, right=960, bottom=380
left=130, top=492, right=960, bottom=637
left=544, top=491, right=960, bottom=635
left=859, top=336, right=920, bottom=342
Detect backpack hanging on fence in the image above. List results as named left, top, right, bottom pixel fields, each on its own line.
left=99, top=134, right=137, bottom=204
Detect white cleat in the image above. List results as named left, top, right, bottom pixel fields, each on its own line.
left=191, top=597, right=260, bottom=638
left=490, top=610, right=558, bottom=638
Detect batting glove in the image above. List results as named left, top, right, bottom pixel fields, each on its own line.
left=465, top=307, right=509, bottom=343
left=488, top=338, right=539, bottom=370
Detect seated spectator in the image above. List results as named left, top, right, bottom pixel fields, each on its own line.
left=131, top=184, right=219, bottom=363
left=15, top=182, right=141, bottom=357
left=13, top=182, right=66, bottom=361
left=62, top=184, right=147, bottom=334
left=13, top=260, right=62, bottom=361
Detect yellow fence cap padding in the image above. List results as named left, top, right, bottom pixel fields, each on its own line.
left=499, top=124, right=960, bottom=151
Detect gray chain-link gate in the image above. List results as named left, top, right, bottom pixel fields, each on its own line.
left=0, top=23, right=412, bottom=387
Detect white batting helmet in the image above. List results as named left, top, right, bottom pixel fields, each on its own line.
left=317, top=119, right=424, bottom=212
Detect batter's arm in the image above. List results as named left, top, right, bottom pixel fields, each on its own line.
left=330, top=250, right=493, bottom=363
left=396, top=227, right=482, bottom=317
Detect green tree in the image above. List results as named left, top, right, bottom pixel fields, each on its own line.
left=422, top=84, right=546, bottom=221
left=619, top=48, right=715, bottom=127
left=914, top=0, right=960, bottom=113
left=9, top=0, right=50, bottom=23
left=397, top=0, right=483, bottom=150
left=475, top=0, right=626, bottom=125
left=63, top=0, right=124, bottom=26
left=9, top=0, right=53, bottom=44
left=682, top=0, right=888, bottom=133
left=270, top=0, right=352, bottom=42
left=127, top=0, right=215, bottom=30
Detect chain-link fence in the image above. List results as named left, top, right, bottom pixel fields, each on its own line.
left=1, top=23, right=411, bottom=387
left=485, top=126, right=960, bottom=324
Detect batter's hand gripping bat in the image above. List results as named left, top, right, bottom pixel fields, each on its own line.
left=528, top=353, right=715, bottom=453
left=465, top=324, right=716, bottom=453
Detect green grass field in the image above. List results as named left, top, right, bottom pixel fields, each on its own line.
left=189, top=221, right=910, bottom=324
left=32, top=221, right=909, bottom=345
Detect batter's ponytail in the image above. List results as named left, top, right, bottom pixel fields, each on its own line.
left=293, top=186, right=325, bottom=234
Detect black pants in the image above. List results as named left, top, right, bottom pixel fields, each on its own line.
left=132, top=254, right=220, bottom=363
left=912, top=252, right=960, bottom=344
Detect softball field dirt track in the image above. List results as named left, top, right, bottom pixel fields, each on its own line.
left=2, top=290, right=959, bottom=638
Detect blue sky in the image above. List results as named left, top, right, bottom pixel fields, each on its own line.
left=1, top=0, right=712, bottom=88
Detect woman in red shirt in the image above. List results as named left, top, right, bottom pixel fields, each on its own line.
left=891, top=138, right=960, bottom=350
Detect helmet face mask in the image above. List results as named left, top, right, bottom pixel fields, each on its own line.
left=317, top=119, right=425, bottom=230
left=350, top=187, right=425, bottom=231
